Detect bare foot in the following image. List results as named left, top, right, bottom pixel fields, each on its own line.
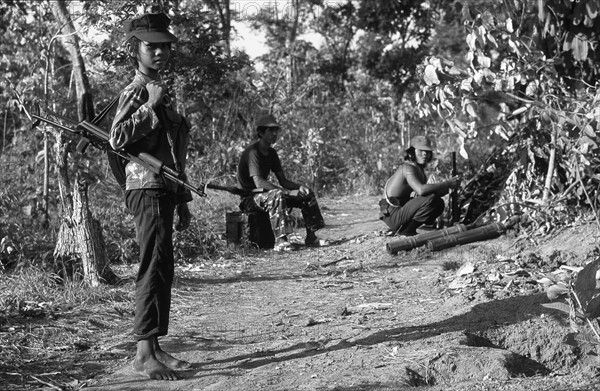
left=133, top=356, right=179, bottom=380
left=155, top=348, right=192, bottom=370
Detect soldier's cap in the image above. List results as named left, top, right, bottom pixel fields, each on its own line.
left=124, top=13, right=178, bottom=43
left=256, top=114, right=280, bottom=129
left=408, top=135, right=434, bottom=151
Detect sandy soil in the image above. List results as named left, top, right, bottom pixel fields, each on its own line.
left=49, top=196, right=600, bottom=390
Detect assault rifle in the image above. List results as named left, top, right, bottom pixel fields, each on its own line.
left=10, top=85, right=258, bottom=198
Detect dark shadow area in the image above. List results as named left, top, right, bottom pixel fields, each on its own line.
left=351, top=293, right=553, bottom=344
left=203, top=293, right=555, bottom=376
left=461, top=332, right=549, bottom=376
left=507, top=353, right=550, bottom=377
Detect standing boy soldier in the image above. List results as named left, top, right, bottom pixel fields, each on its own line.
left=237, top=114, right=326, bottom=251
left=379, top=135, right=461, bottom=236
left=110, top=12, right=192, bottom=381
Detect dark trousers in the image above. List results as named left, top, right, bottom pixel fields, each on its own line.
left=240, top=189, right=325, bottom=239
left=125, top=189, right=176, bottom=341
left=379, top=194, right=444, bottom=233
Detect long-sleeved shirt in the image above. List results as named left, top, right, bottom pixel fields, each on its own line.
left=110, top=70, right=192, bottom=203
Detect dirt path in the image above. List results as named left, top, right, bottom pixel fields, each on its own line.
left=86, top=196, right=598, bottom=391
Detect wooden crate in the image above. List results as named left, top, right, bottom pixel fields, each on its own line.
left=226, top=211, right=275, bottom=249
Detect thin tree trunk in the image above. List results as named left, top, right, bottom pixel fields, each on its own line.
left=50, top=1, right=94, bottom=121
left=285, top=0, right=300, bottom=95
left=50, top=0, right=115, bottom=284
left=542, top=124, right=557, bottom=203
left=2, top=107, right=7, bottom=153
left=41, top=35, right=58, bottom=227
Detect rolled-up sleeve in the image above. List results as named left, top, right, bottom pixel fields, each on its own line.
left=109, top=85, right=160, bottom=150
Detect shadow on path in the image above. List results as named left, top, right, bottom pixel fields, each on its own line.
left=201, top=293, right=553, bottom=370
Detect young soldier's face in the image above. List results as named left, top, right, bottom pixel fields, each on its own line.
left=137, top=41, right=171, bottom=72
left=415, top=149, right=432, bottom=165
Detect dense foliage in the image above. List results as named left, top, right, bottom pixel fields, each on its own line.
left=416, top=0, right=600, bottom=231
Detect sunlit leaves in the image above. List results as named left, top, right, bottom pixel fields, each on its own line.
left=525, top=81, right=538, bottom=97
left=477, top=54, right=491, bottom=68
left=569, top=34, right=589, bottom=61
left=503, top=16, right=513, bottom=33
left=507, top=38, right=521, bottom=56
left=464, top=101, right=477, bottom=118
left=423, top=64, right=440, bottom=85
left=587, top=1, right=599, bottom=19
left=460, top=79, right=473, bottom=92
left=466, top=32, right=477, bottom=52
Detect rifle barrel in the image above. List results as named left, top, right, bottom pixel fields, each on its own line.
left=32, top=114, right=81, bottom=135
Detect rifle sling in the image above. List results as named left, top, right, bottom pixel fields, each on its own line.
left=92, top=96, right=120, bottom=125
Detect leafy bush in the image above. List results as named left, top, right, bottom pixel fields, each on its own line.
left=416, top=3, right=600, bottom=229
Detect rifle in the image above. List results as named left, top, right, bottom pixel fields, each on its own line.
left=449, top=151, right=460, bottom=225
left=9, top=84, right=259, bottom=198
left=202, top=184, right=266, bottom=197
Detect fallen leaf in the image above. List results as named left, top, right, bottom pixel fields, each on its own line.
left=546, top=284, right=570, bottom=300
left=457, top=262, right=475, bottom=276
left=536, top=277, right=554, bottom=286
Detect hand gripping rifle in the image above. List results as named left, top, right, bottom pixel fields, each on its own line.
left=10, top=85, right=257, bottom=198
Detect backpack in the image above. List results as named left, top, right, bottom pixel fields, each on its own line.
left=91, top=96, right=127, bottom=191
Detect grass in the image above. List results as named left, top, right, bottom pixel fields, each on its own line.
left=0, top=264, right=137, bottom=390
left=0, top=265, right=134, bottom=315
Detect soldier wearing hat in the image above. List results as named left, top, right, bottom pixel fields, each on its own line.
left=379, top=135, right=461, bottom=236
left=110, top=12, right=192, bottom=381
left=237, top=114, right=326, bottom=251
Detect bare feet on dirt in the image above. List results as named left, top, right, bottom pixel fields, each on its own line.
left=155, top=348, right=193, bottom=370
left=133, top=355, right=179, bottom=381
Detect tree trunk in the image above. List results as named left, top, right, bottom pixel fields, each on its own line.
left=50, top=1, right=94, bottom=121
left=285, top=0, right=300, bottom=95
left=50, top=0, right=115, bottom=285
left=205, top=0, right=232, bottom=56
left=54, top=175, right=117, bottom=286
left=542, top=123, right=557, bottom=203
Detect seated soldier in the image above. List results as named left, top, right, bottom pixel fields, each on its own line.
left=379, top=135, right=461, bottom=236
left=237, top=114, right=325, bottom=251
